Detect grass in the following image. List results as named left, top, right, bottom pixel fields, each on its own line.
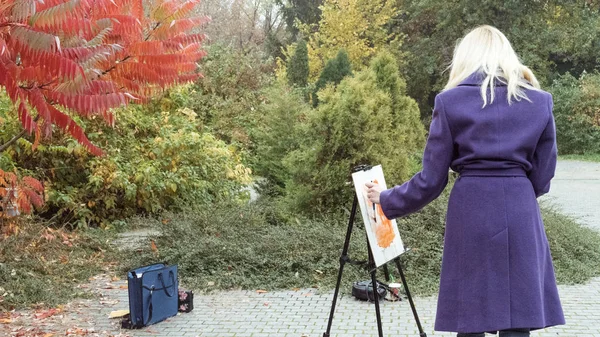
left=127, top=187, right=600, bottom=297
left=0, top=218, right=121, bottom=310
left=559, top=153, right=600, bottom=162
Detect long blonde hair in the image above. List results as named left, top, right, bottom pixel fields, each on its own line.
left=444, top=25, right=540, bottom=107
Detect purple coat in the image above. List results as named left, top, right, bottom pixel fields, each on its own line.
left=380, top=72, right=565, bottom=333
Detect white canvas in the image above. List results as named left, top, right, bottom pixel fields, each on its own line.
left=351, top=165, right=405, bottom=267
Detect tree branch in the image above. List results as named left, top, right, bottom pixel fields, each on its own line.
left=0, top=115, right=41, bottom=153
left=0, top=128, right=28, bottom=153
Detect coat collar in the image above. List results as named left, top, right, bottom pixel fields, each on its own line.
left=458, top=72, right=508, bottom=87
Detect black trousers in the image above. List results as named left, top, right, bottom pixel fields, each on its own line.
left=457, top=329, right=530, bottom=337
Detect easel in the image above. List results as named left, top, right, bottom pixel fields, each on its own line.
left=323, top=165, right=427, bottom=337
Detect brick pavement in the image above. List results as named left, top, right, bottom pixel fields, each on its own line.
left=12, top=273, right=595, bottom=336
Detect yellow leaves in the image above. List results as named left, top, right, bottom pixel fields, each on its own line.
left=302, top=0, right=399, bottom=81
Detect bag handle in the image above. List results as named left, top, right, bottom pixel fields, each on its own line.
left=158, top=270, right=176, bottom=297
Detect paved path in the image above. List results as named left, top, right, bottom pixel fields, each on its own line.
left=541, top=160, right=600, bottom=231
left=2, top=160, right=599, bottom=337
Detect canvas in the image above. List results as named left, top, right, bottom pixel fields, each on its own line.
left=351, top=165, right=405, bottom=267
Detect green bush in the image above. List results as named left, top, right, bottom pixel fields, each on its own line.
left=312, top=49, right=353, bottom=107
left=127, top=180, right=600, bottom=296
left=284, top=51, right=425, bottom=215
left=549, top=72, right=600, bottom=155
left=1, top=87, right=251, bottom=228
left=124, top=199, right=368, bottom=291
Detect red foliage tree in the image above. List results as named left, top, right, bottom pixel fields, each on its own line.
left=0, top=0, right=209, bottom=155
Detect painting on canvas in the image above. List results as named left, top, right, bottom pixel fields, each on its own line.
left=351, top=165, right=405, bottom=267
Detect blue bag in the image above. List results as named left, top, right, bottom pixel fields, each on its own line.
left=127, top=263, right=178, bottom=328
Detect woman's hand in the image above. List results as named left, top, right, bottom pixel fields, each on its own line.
left=365, top=182, right=385, bottom=204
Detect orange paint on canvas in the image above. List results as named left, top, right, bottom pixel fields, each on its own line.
left=373, top=179, right=395, bottom=248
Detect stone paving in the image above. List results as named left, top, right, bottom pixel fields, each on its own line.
left=2, top=160, right=599, bottom=337
left=540, top=160, right=600, bottom=231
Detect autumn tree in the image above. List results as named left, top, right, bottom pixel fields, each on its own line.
left=299, top=0, right=398, bottom=80
left=0, top=0, right=209, bottom=156
left=0, top=0, right=209, bottom=215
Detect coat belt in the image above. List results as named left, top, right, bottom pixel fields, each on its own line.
left=459, top=167, right=527, bottom=177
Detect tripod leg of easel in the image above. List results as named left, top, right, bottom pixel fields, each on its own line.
left=394, top=257, right=427, bottom=337
left=323, top=196, right=359, bottom=337
left=382, top=264, right=390, bottom=282
left=368, top=244, right=384, bottom=337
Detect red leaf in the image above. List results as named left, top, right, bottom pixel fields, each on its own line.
left=17, top=101, right=37, bottom=133
left=22, top=176, right=44, bottom=192
left=24, top=188, right=44, bottom=209
left=47, top=104, right=103, bottom=155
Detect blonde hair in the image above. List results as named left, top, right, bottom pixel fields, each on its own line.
left=444, top=25, right=540, bottom=107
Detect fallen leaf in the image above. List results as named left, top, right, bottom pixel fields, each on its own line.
left=33, top=308, right=61, bottom=319
left=207, top=281, right=215, bottom=286
left=43, top=334, right=54, bottom=337
left=256, top=290, right=268, bottom=294
left=108, top=309, right=130, bottom=318
left=0, top=318, right=11, bottom=324
left=263, top=302, right=269, bottom=306
left=111, top=275, right=120, bottom=281
left=65, top=327, right=89, bottom=335
left=119, top=285, right=128, bottom=289
left=291, top=288, right=300, bottom=291
left=150, top=240, right=158, bottom=253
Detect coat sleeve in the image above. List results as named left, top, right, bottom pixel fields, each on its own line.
left=528, top=95, right=558, bottom=198
left=379, top=94, right=454, bottom=219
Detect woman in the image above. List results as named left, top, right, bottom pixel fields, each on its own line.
left=365, top=26, right=565, bottom=336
